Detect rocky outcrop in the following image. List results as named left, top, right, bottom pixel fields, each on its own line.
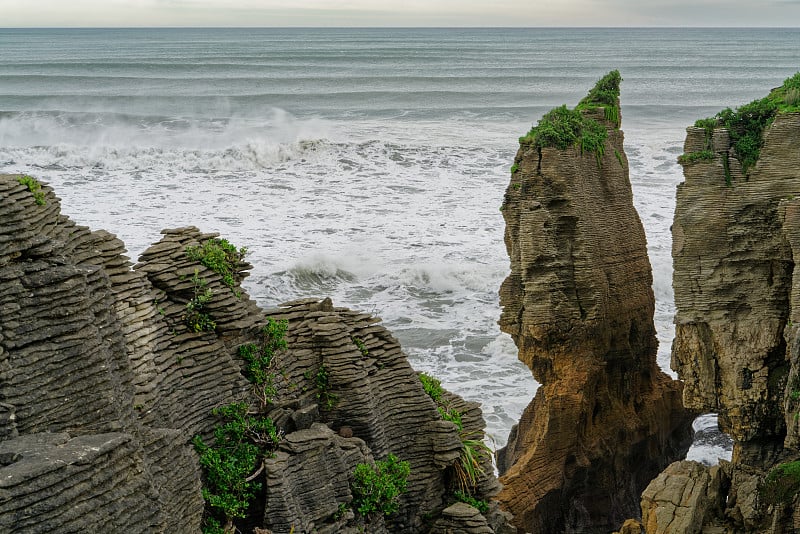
left=496, top=73, right=694, bottom=533
left=0, top=174, right=512, bottom=533
left=634, top=108, right=800, bottom=532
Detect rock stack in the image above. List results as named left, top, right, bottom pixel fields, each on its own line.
left=0, top=174, right=513, bottom=533
left=496, top=72, right=694, bottom=533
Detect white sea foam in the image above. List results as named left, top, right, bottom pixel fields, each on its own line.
left=5, top=26, right=783, bottom=458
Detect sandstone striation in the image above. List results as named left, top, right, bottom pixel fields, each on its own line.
left=0, top=174, right=513, bottom=533
left=633, top=90, right=800, bottom=531
left=496, top=72, right=694, bottom=533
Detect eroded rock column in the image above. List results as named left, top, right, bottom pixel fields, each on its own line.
left=497, top=74, right=693, bottom=533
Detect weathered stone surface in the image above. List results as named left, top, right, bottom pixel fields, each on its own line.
left=672, top=116, right=800, bottom=461
left=496, top=86, right=693, bottom=533
left=624, top=110, right=800, bottom=533
left=0, top=432, right=163, bottom=532
left=429, top=502, right=494, bottom=534
left=0, top=174, right=510, bottom=533
left=640, top=461, right=715, bottom=534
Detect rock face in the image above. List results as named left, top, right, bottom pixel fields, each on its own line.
left=636, top=111, right=800, bottom=532
left=0, top=174, right=512, bottom=533
left=496, top=75, right=694, bottom=533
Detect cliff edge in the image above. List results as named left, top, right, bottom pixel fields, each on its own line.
left=631, top=74, right=800, bottom=533
left=496, top=71, right=694, bottom=533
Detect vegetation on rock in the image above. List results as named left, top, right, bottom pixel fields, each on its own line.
left=576, top=69, right=623, bottom=127
left=238, top=318, right=288, bottom=406
left=17, top=175, right=46, bottom=206
left=677, top=150, right=715, bottom=165
left=687, top=71, right=800, bottom=176
left=185, top=271, right=216, bottom=332
left=193, top=403, right=280, bottom=533
left=350, top=453, right=411, bottom=517
left=418, top=372, right=490, bottom=494
left=453, top=490, right=489, bottom=514
left=519, top=70, right=621, bottom=167
left=186, top=238, right=247, bottom=292
left=759, top=460, right=800, bottom=507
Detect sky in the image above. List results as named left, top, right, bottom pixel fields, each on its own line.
left=1, top=0, right=799, bottom=27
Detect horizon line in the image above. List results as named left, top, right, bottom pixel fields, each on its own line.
left=2, top=25, right=800, bottom=30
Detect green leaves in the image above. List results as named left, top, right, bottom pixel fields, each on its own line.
left=186, top=238, right=247, bottom=292
left=759, top=460, right=800, bottom=507
left=522, top=105, right=584, bottom=150
left=17, top=175, right=46, bottom=206
left=185, top=271, right=216, bottom=332
left=692, top=72, right=800, bottom=179
left=419, top=372, right=444, bottom=402
left=351, top=454, right=410, bottom=517
left=193, top=403, right=280, bottom=529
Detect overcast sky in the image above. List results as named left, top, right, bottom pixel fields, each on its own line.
left=1, top=0, right=799, bottom=27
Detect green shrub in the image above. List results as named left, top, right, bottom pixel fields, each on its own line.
left=677, top=150, right=715, bottom=165
left=759, top=460, right=800, bottom=507
left=185, top=271, right=216, bottom=332
left=419, top=372, right=445, bottom=402
left=352, top=336, right=369, bottom=357
left=577, top=69, right=622, bottom=128
left=510, top=163, right=519, bottom=174
left=351, top=454, right=410, bottom=517
left=315, top=364, right=338, bottom=410
left=696, top=72, right=800, bottom=178
left=521, top=105, right=584, bottom=150
left=193, top=403, right=280, bottom=531
left=716, top=97, right=778, bottom=174
left=518, top=71, right=622, bottom=165
left=238, top=319, right=288, bottom=405
left=238, top=319, right=288, bottom=386
left=453, top=490, right=489, bottom=514
left=438, top=406, right=462, bottom=430
left=186, top=238, right=247, bottom=291
left=17, top=175, right=46, bottom=206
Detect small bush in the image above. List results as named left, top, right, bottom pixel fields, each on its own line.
left=759, top=460, right=800, bottom=507
left=315, top=364, right=338, bottom=410
left=352, top=336, right=369, bottom=357
left=238, top=319, right=288, bottom=386
left=185, top=271, right=216, bottom=332
left=678, top=150, right=715, bottom=165
left=453, top=490, right=489, bottom=514
left=351, top=454, right=410, bottom=517
left=238, top=319, right=288, bottom=406
left=17, top=175, right=46, bottom=206
left=697, top=72, right=800, bottom=178
left=438, top=406, right=462, bottom=430
left=186, top=238, right=247, bottom=291
left=193, top=403, right=280, bottom=530
left=419, top=372, right=445, bottom=402
left=521, top=105, right=584, bottom=150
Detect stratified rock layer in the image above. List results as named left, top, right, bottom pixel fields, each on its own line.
left=636, top=112, right=800, bottom=532
left=497, top=102, right=693, bottom=533
left=0, top=175, right=512, bottom=533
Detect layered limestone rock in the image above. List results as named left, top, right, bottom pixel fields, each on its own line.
left=496, top=73, right=694, bottom=533
left=0, top=174, right=512, bottom=533
left=634, top=107, right=800, bottom=532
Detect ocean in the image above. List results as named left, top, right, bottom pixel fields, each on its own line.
left=2, top=27, right=798, bottom=462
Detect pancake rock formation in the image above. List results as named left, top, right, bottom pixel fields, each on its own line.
left=630, top=74, right=800, bottom=533
left=0, top=174, right=514, bottom=533
left=496, top=71, right=694, bottom=533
